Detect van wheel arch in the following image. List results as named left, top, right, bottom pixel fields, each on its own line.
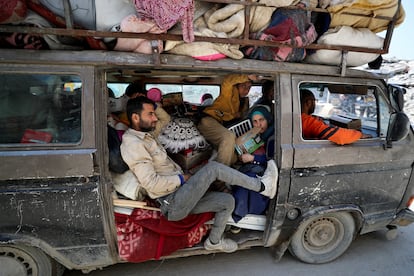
left=288, top=211, right=356, bottom=264
left=0, top=243, right=64, bottom=276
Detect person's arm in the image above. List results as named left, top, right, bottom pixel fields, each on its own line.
left=239, top=152, right=267, bottom=165
left=121, top=134, right=181, bottom=198
left=302, top=114, right=363, bottom=145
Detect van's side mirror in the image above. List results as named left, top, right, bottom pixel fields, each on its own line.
left=385, top=112, right=410, bottom=148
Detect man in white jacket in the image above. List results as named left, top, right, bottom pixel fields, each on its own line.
left=120, top=96, right=278, bottom=253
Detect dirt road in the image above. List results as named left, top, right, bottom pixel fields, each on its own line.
left=64, top=223, right=414, bottom=276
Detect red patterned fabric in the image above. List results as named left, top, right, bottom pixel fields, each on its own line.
left=0, top=0, right=27, bottom=23
left=133, top=0, right=195, bottom=43
left=115, top=208, right=213, bottom=263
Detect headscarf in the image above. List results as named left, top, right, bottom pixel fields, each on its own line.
left=248, top=105, right=274, bottom=141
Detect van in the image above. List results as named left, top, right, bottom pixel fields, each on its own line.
left=1, top=1, right=413, bottom=275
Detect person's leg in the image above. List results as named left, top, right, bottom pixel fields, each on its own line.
left=166, top=160, right=277, bottom=221
left=191, top=191, right=238, bottom=253
left=190, top=191, right=235, bottom=243
left=198, top=116, right=237, bottom=166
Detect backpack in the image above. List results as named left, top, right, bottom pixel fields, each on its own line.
left=108, top=125, right=129, bottom=173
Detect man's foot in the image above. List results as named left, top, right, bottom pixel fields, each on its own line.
left=260, top=160, right=278, bottom=199
left=204, top=237, right=238, bottom=253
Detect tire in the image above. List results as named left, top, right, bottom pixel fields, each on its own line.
left=0, top=244, right=62, bottom=276
left=289, top=212, right=355, bottom=264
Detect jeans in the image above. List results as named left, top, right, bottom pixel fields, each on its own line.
left=159, top=161, right=262, bottom=244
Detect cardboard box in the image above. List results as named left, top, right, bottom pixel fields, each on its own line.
left=169, top=147, right=212, bottom=170
left=235, top=127, right=264, bottom=155
left=329, top=114, right=361, bottom=130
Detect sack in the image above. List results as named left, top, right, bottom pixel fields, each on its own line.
left=108, top=125, right=129, bottom=173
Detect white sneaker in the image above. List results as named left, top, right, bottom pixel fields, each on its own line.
left=260, top=160, right=278, bottom=199
left=204, top=237, right=238, bottom=253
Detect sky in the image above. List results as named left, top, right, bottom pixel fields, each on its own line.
left=382, top=0, right=413, bottom=60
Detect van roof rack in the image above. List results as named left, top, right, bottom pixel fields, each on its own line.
left=0, top=0, right=403, bottom=72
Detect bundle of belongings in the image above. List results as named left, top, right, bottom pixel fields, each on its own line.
left=0, top=0, right=406, bottom=64
left=111, top=164, right=213, bottom=262
left=115, top=206, right=213, bottom=263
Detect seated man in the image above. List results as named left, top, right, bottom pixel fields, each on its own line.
left=120, top=96, right=278, bottom=253
left=300, top=89, right=371, bottom=145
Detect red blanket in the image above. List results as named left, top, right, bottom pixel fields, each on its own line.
left=115, top=208, right=213, bottom=263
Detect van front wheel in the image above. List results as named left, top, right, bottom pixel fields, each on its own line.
left=0, top=244, right=62, bottom=276
left=289, top=212, right=355, bottom=264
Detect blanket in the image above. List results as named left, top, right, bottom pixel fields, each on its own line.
left=115, top=208, right=213, bottom=263
left=242, top=8, right=317, bottom=62
left=133, top=0, right=195, bottom=43
left=328, top=0, right=405, bottom=33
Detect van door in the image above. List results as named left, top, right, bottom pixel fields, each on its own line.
left=0, top=64, right=115, bottom=270
left=289, top=74, right=414, bottom=233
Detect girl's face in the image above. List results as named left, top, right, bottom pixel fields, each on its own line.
left=237, top=81, right=252, bottom=98
left=252, top=114, right=268, bottom=134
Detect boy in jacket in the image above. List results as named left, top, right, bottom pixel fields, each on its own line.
left=198, top=74, right=258, bottom=166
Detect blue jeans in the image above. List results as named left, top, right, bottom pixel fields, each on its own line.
left=159, top=161, right=262, bottom=243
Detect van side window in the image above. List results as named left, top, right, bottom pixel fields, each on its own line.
left=299, top=83, right=384, bottom=140
left=0, top=73, right=82, bottom=144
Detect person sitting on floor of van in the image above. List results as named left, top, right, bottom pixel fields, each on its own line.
left=232, top=105, right=275, bottom=226
left=120, top=96, right=278, bottom=253
left=300, top=89, right=371, bottom=145
left=198, top=74, right=259, bottom=168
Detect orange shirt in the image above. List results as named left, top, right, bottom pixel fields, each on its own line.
left=301, top=113, right=362, bottom=145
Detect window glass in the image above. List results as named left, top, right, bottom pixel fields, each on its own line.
left=144, top=83, right=261, bottom=107
left=299, top=83, right=380, bottom=139
left=0, top=73, right=82, bottom=144
left=145, top=84, right=220, bottom=104
left=378, top=93, right=391, bottom=137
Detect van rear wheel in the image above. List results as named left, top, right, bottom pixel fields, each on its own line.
left=0, top=244, right=62, bottom=276
left=289, top=212, right=355, bottom=264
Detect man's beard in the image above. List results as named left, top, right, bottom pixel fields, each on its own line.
left=139, top=122, right=155, bottom=132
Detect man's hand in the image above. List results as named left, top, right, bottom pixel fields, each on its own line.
left=361, top=133, right=372, bottom=139
left=183, top=174, right=192, bottom=182
left=247, top=74, right=259, bottom=81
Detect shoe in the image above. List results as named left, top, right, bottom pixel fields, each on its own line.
left=230, top=226, right=241, bottom=234
left=260, top=160, right=278, bottom=199
left=204, top=237, right=238, bottom=253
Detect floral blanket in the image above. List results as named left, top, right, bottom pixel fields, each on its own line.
left=242, top=8, right=317, bottom=62
left=115, top=208, right=213, bottom=263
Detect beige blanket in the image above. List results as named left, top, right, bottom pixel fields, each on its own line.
left=328, top=0, right=405, bottom=33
